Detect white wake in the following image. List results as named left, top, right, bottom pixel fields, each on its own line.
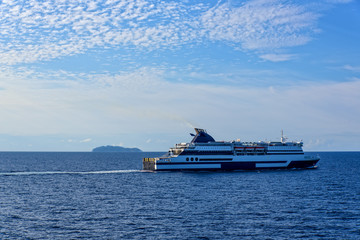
left=0, top=169, right=141, bottom=176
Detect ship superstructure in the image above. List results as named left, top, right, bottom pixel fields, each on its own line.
left=143, top=128, right=320, bottom=171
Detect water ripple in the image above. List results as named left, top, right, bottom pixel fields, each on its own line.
left=0, top=152, right=359, bottom=239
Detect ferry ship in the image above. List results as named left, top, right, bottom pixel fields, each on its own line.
left=143, top=128, right=320, bottom=171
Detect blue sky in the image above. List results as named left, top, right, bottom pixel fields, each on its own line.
left=0, top=0, right=359, bottom=151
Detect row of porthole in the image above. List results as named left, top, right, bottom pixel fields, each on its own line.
left=186, top=157, right=199, bottom=161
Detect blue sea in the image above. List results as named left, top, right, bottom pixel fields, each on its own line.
left=0, top=152, right=359, bottom=240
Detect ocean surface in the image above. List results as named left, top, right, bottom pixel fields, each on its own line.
left=0, top=152, right=359, bottom=240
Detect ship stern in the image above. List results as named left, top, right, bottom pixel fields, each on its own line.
left=143, top=158, right=156, bottom=171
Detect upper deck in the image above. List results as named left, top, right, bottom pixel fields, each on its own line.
left=167, top=128, right=303, bottom=157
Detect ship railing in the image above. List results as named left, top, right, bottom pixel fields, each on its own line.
left=175, top=143, right=189, bottom=148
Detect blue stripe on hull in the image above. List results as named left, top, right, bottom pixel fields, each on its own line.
left=156, top=161, right=286, bottom=166
left=156, top=162, right=225, bottom=165
left=180, top=151, right=233, bottom=155
left=155, top=168, right=221, bottom=172
left=267, top=152, right=303, bottom=155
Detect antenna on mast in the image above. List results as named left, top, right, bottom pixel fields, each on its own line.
left=281, top=129, right=287, bottom=143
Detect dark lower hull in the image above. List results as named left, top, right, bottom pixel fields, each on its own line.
left=143, top=158, right=320, bottom=171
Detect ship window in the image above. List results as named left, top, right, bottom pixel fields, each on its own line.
left=186, top=158, right=189, bottom=161
left=195, top=157, right=198, bottom=161
left=191, top=157, right=194, bottom=161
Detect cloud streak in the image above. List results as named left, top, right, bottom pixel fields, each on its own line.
left=259, top=53, right=295, bottom=62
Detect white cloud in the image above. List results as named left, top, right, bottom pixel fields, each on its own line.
left=325, top=0, right=353, bottom=3
left=200, top=0, right=319, bottom=50
left=0, top=0, right=347, bottom=64
left=1, top=66, right=360, bottom=150
left=260, top=53, right=295, bottom=62
left=0, top=0, right=200, bottom=64
left=343, top=65, right=360, bottom=72
left=80, top=138, right=92, bottom=143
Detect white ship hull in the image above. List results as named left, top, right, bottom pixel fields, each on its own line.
left=147, top=154, right=319, bottom=171
left=143, top=128, right=320, bottom=171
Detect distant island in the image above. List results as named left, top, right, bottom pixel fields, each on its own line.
left=92, top=145, right=142, bottom=152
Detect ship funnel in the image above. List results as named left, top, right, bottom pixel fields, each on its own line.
left=194, top=128, right=206, bottom=134
left=191, top=128, right=215, bottom=143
